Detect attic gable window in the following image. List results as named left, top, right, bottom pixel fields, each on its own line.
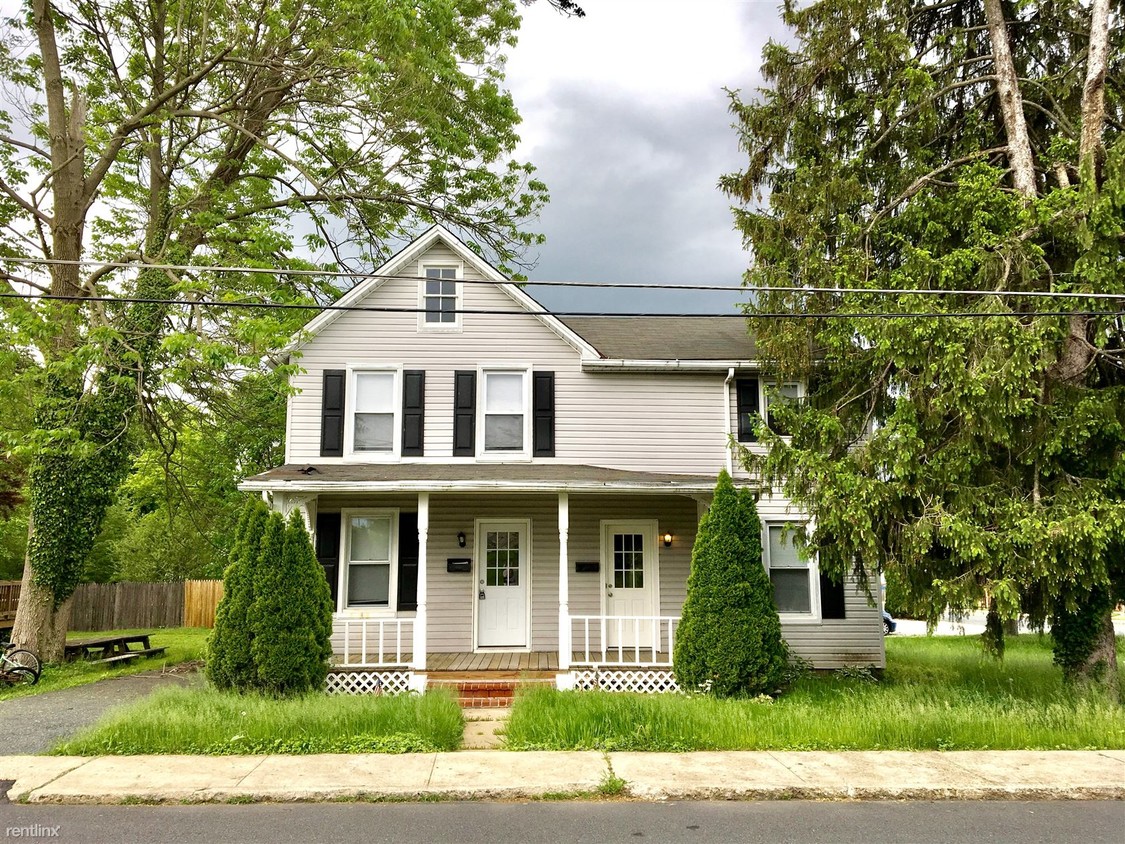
left=421, top=265, right=460, bottom=329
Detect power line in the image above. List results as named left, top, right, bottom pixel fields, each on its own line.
left=1, top=291, right=1122, bottom=320
left=1, top=255, right=1113, bottom=300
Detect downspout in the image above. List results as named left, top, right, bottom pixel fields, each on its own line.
left=723, top=367, right=735, bottom=474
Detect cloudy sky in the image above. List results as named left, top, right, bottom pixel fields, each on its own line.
left=506, top=1, right=790, bottom=313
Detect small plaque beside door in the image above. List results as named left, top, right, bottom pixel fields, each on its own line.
left=446, top=558, right=472, bottom=573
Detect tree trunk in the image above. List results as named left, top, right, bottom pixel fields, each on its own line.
left=1075, top=609, right=1119, bottom=699
left=10, top=517, right=73, bottom=662
left=982, top=0, right=1037, bottom=198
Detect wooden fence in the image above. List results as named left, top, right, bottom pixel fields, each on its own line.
left=68, top=580, right=224, bottom=631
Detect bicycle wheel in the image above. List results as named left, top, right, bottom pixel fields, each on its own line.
left=6, top=666, right=38, bottom=685
left=6, top=648, right=41, bottom=675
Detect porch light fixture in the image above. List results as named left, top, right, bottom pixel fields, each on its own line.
left=663, top=533, right=673, bottom=548
left=457, top=531, right=466, bottom=548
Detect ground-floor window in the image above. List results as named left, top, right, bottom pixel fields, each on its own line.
left=343, top=510, right=397, bottom=608
left=764, top=522, right=819, bottom=619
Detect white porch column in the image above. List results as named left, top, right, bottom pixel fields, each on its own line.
left=558, top=492, right=570, bottom=670
left=413, top=492, right=429, bottom=671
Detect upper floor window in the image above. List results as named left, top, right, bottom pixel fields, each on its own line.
left=352, top=370, right=398, bottom=454
left=735, top=377, right=804, bottom=442
left=421, top=265, right=460, bottom=329
left=482, top=369, right=528, bottom=455
left=764, top=522, right=819, bottom=619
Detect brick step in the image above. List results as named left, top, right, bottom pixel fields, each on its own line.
left=427, top=678, right=552, bottom=709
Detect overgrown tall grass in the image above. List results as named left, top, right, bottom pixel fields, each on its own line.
left=505, top=635, right=1125, bottom=751
left=54, top=685, right=464, bottom=755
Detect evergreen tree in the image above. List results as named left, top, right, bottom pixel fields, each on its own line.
left=674, top=471, right=788, bottom=697
left=722, top=0, right=1123, bottom=695
left=205, top=498, right=268, bottom=691
left=249, top=510, right=334, bottom=696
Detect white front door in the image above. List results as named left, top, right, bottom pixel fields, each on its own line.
left=602, top=521, right=658, bottom=648
left=476, top=521, right=529, bottom=648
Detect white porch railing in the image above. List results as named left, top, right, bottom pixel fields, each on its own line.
left=335, top=618, right=413, bottom=668
left=569, top=615, right=680, bottom=668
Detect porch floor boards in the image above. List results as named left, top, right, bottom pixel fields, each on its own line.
left=333, top=650, right=672, bottom=671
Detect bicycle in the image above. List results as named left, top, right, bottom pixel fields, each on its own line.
left=1, top=641, right=41, bottom=685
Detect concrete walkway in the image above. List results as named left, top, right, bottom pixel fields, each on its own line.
left=2, top=751, right=1122, bottom=804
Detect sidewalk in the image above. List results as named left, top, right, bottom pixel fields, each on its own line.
left=2, top=751, right=1122, bottom=804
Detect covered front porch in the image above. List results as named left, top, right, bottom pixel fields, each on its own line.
left=247, top=464, right=717, bottom=687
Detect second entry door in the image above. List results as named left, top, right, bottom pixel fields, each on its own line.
left=603, top=521, right=658, bottom=648
left=476, top=521, right=529, bottom=648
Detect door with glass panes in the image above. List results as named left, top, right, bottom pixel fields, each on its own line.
left=602, top=521, right=658, bottom=648
left=476, top=521, right=529, bottom=648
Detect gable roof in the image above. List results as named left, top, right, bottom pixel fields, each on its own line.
left=559, top=316, right=757, bottom=362
left=286, top=225, right=597, bottom=358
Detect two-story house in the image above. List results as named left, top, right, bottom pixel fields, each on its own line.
left=240, top=226, right=884, bottom=693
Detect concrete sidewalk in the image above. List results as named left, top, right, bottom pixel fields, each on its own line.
left=2, top=751, right=1122, bottom=804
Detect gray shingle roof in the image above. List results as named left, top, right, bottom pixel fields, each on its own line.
left=242, top=463, right=721, bottom=491
left=559, top=316, right=756, bottom=361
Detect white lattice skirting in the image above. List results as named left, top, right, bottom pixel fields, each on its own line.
left=326, top=670, right=413, bottom=695
left=570, top=669, right=680, bottom=694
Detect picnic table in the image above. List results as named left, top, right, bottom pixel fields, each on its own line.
left=64, top=632, right=166, bottom=665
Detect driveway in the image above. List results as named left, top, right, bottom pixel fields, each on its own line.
left=893, top=610, right=1125, bottom=638
left=0, top=670, right=199, bottom=755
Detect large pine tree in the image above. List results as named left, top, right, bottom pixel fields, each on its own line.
left=723, top=0, right=1123, bottom=695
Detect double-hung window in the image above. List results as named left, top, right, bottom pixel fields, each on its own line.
left=764, top=381, right=803, bottom=436
left=422, top=266, right=460, bottom=328
left=482, top=370, right=528, bottom=454
left=352, top=370, right=398, bottom=454
left=764, top=522, right=819, bottom=619
left=343, top=511, right=397, bottom=609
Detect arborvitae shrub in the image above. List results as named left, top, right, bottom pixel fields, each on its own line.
left=673, top=470, right=788, bottom=697
left=249, top=510, right=334, bottom=695
left=206, top=498, right=269, bottom=691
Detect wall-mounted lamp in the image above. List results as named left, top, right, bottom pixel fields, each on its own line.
left=663, top=533, right=673, bottom=548
left=457, top=531, right=467, bottom=548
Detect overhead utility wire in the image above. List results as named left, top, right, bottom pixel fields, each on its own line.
left=1, top=291, right=1122, bottom=320
left=1, top=255, right=1111, bottom=300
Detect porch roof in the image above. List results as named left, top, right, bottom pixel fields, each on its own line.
left=239, top=463, right=722, bottom=494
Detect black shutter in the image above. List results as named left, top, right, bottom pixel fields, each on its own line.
left=320, top=370, right=346, bottom=457
left=820, top=572, right=847, bottom=619
left=533, top=371, right=555, bottom=457
left=402, top=370, right=425, bottom=456
left=453, top=370, right=476, bottom=456
left=736, top=377, right=760, bottom=442
left=315, top=512, right=341, bottom=606
left=397, top=512, right=419, bottom=611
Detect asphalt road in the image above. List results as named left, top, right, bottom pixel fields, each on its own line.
left=0, top=671, right=198, bottom=754
left=0, top=801, right=1122, bottom=844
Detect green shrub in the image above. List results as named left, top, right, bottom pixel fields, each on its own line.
left=206, top=499, right=268, bottom=691
left=673, top=469, right=788, bottom=697
left=249, top=510, right=334, bottom=695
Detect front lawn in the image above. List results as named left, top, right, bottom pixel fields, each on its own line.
left=53, top=685, right=465, bottom=755
left=0, top=627, right=208, bottom=700
left=504, top=635, right=1125, bottom=751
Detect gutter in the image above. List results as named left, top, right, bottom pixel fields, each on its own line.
left=724, top=366, right=735, bottom=474
left=581, top=358, right=758, bottom=373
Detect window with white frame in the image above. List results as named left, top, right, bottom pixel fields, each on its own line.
left=422, top=266, right=459, bottom=326
left=482, top=370, right=527, bottom=453
left=352, top=371, right=397, bottom=453
left=764, top=523, right=817, bottom=617
left=763, top=380, right=803, bottom=436
left=344, top=512, right=397, bottom=608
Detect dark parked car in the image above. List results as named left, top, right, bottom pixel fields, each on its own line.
left=882, top=610, right=896, bottom=635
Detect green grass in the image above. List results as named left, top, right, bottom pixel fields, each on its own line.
left=505, top=635, right=1125, bottom=751
left=52, top=685, right=465, bottom=755
left=0, top=627, right=209, bottom=700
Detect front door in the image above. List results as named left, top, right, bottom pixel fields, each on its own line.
left=602, top=521, right=658, bottom=648
left=476, top=521, right=529, bottom=648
